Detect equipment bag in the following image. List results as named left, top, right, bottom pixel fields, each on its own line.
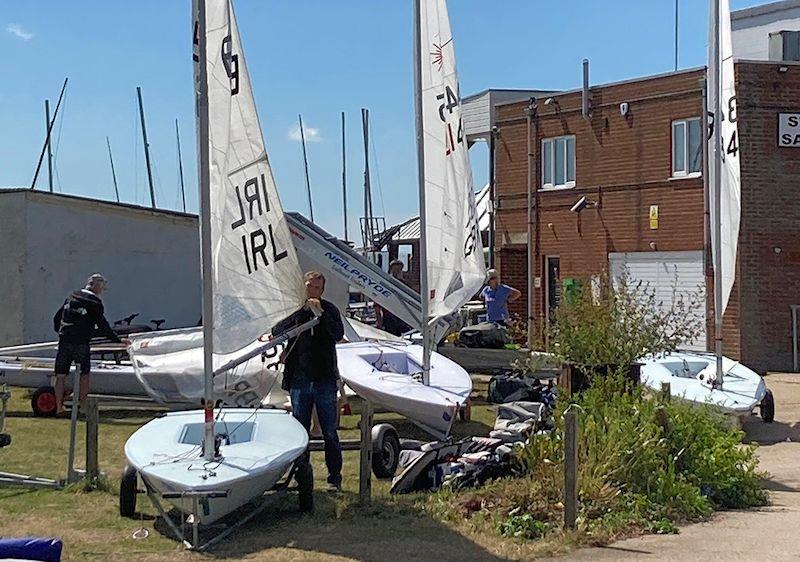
left=458, top=322, right=509, bottom=349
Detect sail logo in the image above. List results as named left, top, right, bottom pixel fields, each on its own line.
left=323, top=251, right=393, bottom=298
left=230, top=172, right=288, bottom=275
left=430, top=38, right=452, bottom=72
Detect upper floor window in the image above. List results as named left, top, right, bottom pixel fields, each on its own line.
left=542, top=135, right=576, bottom=189
left=672, top=118, right=702, bottom=177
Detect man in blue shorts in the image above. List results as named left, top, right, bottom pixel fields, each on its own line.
left=480, top=269, right=521, bottom=326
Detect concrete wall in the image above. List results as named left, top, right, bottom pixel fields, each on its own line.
left=12, top=191, right=201, bottom=344
left=733, top=1, right=800, bottom=60
left=0, top=192, right=27, bottom=345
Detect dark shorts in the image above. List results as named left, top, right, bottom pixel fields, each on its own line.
left=55, top=341, right=91, bottom=375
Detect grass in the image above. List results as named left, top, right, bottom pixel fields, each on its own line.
left=0, top=381, right=561, bottom=561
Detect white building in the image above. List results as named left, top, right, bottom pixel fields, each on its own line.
left=0, top=189, right=201, bottom=345
left=733, top=0, right=800, bottom=60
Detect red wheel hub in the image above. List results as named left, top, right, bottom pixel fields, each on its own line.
left=37, top=392, right=56, bottom=413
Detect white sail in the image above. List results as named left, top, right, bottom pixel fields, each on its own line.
left=201, top=0, right=305, bottom=354
left=419, top=0, right=485, bottom=319
left=707, top=0, right=741, bottom=314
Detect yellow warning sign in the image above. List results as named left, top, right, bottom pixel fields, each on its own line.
left=649, top=205, right=659, bottom=230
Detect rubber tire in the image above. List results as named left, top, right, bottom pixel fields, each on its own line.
left=296, top=460, right=314, bottom=513
left=119, top=464, right=138, bottom=517
left=371, top=424, right=401, bottom=479
left=761, top=389, right=775, bottom=423
left=31, top=386, right=57, bottom=417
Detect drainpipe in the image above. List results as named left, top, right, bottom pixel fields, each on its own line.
left=525, top=98, right=537, bottom=350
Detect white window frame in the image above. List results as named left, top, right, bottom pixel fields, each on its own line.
left=541, top=135, right=576, bottom=190
left=671, top=117, right=702, bottom=178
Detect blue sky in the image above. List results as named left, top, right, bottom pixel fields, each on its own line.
left=1, top=0, right=758, bottom=239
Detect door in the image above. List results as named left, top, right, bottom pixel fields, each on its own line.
left=609, top=251, right=706, bottom=351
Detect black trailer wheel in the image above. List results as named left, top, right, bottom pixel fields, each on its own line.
left=119, top=464, right=138, bottom=517
left=371, top=424, right=400, bottom=479
left=0, top=433, right=10, bottom=448
left=296, top=459, right=314, bottom=513
left=761, top=389, right=775, bottom=423
left=31, top=386, right=57, bottom=417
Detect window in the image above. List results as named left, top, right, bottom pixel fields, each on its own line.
left=541, top=136, right=575, bottom=189
left=672, top=118, right=702, bottom=177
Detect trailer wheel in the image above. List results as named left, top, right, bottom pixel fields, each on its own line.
left=761, top=389, right=775, bottom=423
left=296, top=459, right=314, bottom=513
left=371, top=424, right=400, bottom=479
left=119, top=464, right=138, bottom=517
left=31, top=386, right=57, bottom=417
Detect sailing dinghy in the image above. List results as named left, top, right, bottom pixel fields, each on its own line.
left=123, top=0, right=311, bottom=533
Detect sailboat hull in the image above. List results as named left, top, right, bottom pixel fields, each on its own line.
left=125, top=408, right=308, bottom=525
left=337, top=341, right=471, bottom=437
left=640, top=351, right=767, bottom=415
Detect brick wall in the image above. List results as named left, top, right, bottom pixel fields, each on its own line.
left=736, top=62, right=800, bottom=372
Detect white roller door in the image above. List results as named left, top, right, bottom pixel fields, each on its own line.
left=609, top=251, right=706, bottom=351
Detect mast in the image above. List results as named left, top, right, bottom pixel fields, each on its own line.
left=298, top=114, right=314, bottom=222
left=136, top=86, right=157, bottom=209
left=195, top=0, right=215, bottom=461
left=176, top=118, right=187, bottom=212
left=106, top=136, right=120, bottom=203
left=711, top=0, right=724, bottom=387
left=30, top=77, right=68, bottom=190
left=412, top=0, right=431, bottom=386
left=341, top=111, right=348, bottom=241
left=45, top=99, right=54, bottom=192
left=361, top=108, right=373, bottom=256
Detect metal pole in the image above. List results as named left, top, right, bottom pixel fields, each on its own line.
left=176, top=119, right=187, bottom=213
left=701, top=79, right=711, bottom=350
left=712, top=0, right=724, bottom=387
left=341, top=111, right=348, bottom=241
left=525, top=99, right=535, bottom=350
left=106, top=137, right=120, bottom=203
left=413, top=0, right=431, bottom=385
left=358, top=399, right=373, bottom=505
left=675, top=0, right=679, bottom=71
left=31, top=77, right=68, bottom=190
left=362, top=108, right=373, bottom=256
left=195, top=0, right=215, bottom=461
left=137, top=86, right=157, bottom=209
left=298, top=114, right=314, bottom=222
left=488, top=128, right=496, bottom=269
left=45, top=99, right=54, bottom=192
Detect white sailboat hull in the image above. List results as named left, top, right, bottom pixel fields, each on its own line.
left=640, top=351, right=767, bottom=415
left=125, top=408, right=308, bottom=525
left=336, top=341, right=471, bottom=437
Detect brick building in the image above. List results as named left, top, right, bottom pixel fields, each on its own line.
left=492, top=60, right=800, bottom=373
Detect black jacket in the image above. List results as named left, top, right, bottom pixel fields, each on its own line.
left=53, top=289, right=120, bottom=344
left=272, top=299, right=344, bottom=389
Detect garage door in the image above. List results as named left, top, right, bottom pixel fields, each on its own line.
left=609, top=251, right=706, bottom=351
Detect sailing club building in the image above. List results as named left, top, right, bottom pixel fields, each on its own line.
left=489, top=0, right=800, bottom=373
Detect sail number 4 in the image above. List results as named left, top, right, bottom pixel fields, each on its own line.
left=437, top=85, right=464, bottom=156
left=707, top=95, right=738, bottom=159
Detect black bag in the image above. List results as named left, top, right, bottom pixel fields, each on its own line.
left=488, top=372, right=546, bottom=404
left=458, top=322, right=509, bottom=349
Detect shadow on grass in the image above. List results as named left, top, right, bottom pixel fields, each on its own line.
left=150, top=488, right=505, bottom=561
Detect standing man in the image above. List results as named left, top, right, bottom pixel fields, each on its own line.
left=52, top=273, right=123, bottom=415
left=273, top=271, right=345, bottom=491
left=480, top=269, right=521, bottom=326
left=375, top=259, right=411, bottom=336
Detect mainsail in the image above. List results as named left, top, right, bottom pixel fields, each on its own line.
left=199, top=0, right=305, bottom=354
left=707, top=0, right=741, bottom=314
left=129, top=0, right=304, bottom=405
left=418, top=0, right=486, bottom=319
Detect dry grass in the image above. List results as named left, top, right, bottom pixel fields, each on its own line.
left=0, top=385, right=564, bottom=561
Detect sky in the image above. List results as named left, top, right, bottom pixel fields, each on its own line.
left=1, top=0, right=760, bottom=240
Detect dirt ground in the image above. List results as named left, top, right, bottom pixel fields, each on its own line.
left=562, top=373, right=800, bottom=561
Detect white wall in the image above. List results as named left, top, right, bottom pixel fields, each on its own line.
left=19, top=191, right=201, bottom=344
left=0, top=192, right=27, bottom=344
left=733, top=3, right=800, bottom=60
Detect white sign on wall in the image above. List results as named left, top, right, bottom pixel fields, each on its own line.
left=778, top=113, right=800, bottom=147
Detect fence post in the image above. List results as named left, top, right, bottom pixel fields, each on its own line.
left=660, top=381, right=671, bottom=403
left=559, top=363, right=573, bottom=398
left=66, top=370, right=81, bottom=483
left=358, top=399, right=373, bottom=505
left=564, top=408, right=579, bottom=531
left=86, top=396, right=99, bottom=483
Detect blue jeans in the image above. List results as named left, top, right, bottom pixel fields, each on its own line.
left=290, top=376, right=342, bottom=485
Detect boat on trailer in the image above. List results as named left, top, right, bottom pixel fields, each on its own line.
left=639, top=350, right=768, bottom=416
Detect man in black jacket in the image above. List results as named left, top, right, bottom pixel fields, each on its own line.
left=52, top=274, right=122, bottom=414
left=273, top=271, right=345, bottom=490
